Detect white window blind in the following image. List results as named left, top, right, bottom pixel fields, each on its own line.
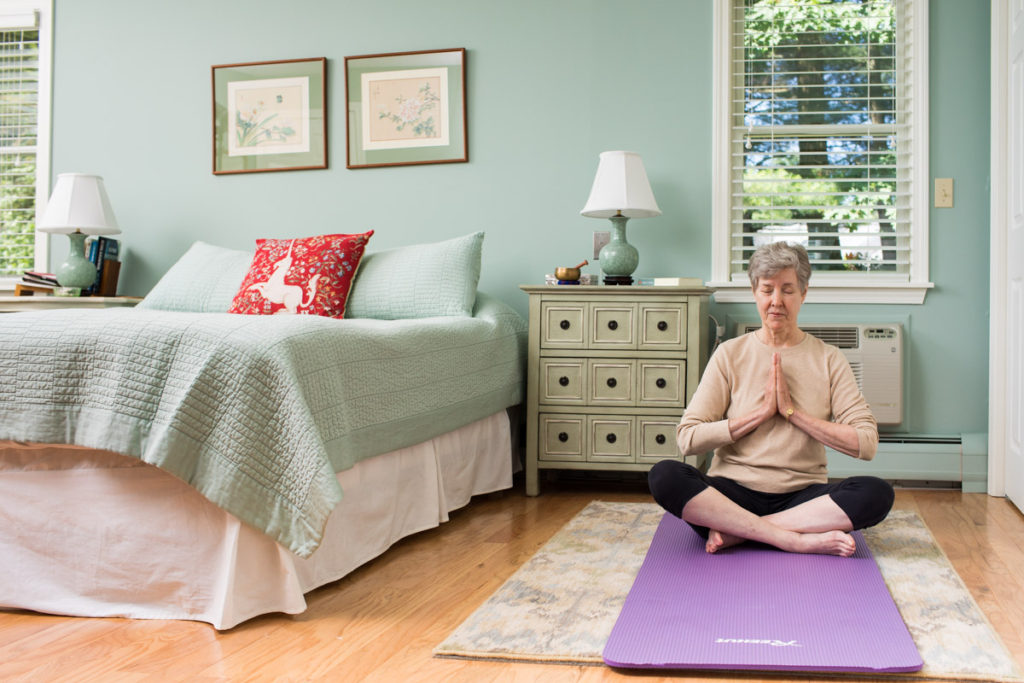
left=0, top=5, right=45, bottom=277
left=711, top=0, right=930, bottom=303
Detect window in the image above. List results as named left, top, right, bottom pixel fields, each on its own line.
left=710, top=0, right=930, bottom=303
left=0, top=0, right=50, bottom=281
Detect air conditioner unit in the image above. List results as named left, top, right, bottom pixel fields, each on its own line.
left=737, top=323, right=903, bottom=425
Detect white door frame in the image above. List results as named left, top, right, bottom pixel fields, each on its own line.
left=989, top=0, right=1008, bottom=496
left=989, top=0, right=1024, bottom=505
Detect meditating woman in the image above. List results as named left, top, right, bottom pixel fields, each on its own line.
left=648, top=241, right=893, bottom=557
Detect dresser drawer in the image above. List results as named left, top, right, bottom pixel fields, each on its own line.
left=541, top=414, right=683, bottom=466
left=590, top=303, right=635, bottom=349
left=638, top=360, right=685, bottom=406
left=637, top=418, right=681, bottom=463
left=588, top=416, right=633, bottom=463
left=540, top=359, right=585, bottom=404
left=540, top=358, right=682, bottom=409
left=540, top=300, right=674, bottom=352
left=589, top=359, right=635, bottom=405
left=639, top=302, right=686, bottom=351
left=539, top=414, right=586, bottom=462
left=540, top=301, right=586, bottom=348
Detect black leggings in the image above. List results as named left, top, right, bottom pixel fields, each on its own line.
left=648, top=460, right=894, bottom=539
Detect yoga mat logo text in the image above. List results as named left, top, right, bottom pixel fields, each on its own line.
left=715, top=638, right=802, bottom=648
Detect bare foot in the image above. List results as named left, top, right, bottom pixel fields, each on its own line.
left=792, top=530, right=856, bottom=557
left=705, top=529, right=745, bottom=553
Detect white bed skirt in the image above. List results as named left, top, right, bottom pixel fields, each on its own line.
left=0, top=411, right=513, bottom=629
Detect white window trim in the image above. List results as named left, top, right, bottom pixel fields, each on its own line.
left=708, top=0, right=932, bottom=305
left=0, top=0, right=52, bottom=291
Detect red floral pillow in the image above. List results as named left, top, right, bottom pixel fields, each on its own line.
left=228, top=231, right=373, bottom=318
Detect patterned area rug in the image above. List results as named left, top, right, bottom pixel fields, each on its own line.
left=435, top=502, right=1023, bottom=682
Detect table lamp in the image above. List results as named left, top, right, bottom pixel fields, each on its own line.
left=580, top=151, right=661, bottom=285
left=38, top=173, right=120, bottom=290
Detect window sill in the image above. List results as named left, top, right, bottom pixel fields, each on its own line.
left=706, top=282, right=934, bottom=305
left=0, top=277, right=21, bottom=296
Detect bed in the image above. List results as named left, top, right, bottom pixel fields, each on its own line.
left=0, top=232, right=527, bottom=629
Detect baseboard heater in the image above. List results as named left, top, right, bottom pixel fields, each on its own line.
left=826, top=435, right=964, bottom=486
left=878, top=435, right=962, bottom=445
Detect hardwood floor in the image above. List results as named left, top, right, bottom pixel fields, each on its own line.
left=1, top=479, right=1023, bottom=682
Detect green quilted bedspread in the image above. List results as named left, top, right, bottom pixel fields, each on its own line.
left=0, top=293, right=526, bottom=557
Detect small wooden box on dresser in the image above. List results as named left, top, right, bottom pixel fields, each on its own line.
left=520, top=284, right=712, bottom=496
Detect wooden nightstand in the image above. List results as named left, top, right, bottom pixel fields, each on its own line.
left=520, top=284, right=712, bottom=495
left=0, top=295, right=142, bottom=313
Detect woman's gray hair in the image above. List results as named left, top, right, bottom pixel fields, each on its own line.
left=748, top=241, right=811, bottom=292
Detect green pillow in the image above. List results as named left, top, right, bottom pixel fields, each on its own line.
left=137, top=241, right=253, bottom=312
left=346, top=232, right=483, bottom=319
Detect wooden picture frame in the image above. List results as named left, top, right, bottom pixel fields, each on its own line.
left=345, top=48, right=467, bottom=169
left=212, top=57, right=327, bottom=175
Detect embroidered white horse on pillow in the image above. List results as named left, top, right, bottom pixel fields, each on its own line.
left=247, top=239, right=321, bottom=314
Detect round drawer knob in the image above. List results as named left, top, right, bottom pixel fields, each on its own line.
left=559, top=376, right=570, bottom=387
left=656, top=378, right=667, bottom=389
left=655, top=434, right=666, bottom=445
left=607, top=320, right=618, bottom=331
left=606, top=433, right=617, bottom=444
left=560, top=319, right=571, bottom=330
left=657, top=320, right=668, bottom=331
left=558, top=432, right=569, bottom=443
left=606, top=377, right=617, bottom=388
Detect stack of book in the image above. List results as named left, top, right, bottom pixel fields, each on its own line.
left=87, top=237, right=120, bottom=296
left=634, top=276, right=705, bottom=287
left=21, top=270, right=59, bottom=289
left=17, top=270, right=60, bottom=296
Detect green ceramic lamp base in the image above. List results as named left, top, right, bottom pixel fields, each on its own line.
left=598, top=215, right=639, bottom=280
left=55, top=231, right=98, bottom=290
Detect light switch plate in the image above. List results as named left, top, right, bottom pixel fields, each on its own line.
left=934, top=178, right=953, bottom=208
left=593, top=231, right=610, bottom=260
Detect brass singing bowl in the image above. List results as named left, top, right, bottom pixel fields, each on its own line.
left=555, top=260, right=589, bottom=281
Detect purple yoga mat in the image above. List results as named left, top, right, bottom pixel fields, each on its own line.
left=603, top=513, right=923, bottom=673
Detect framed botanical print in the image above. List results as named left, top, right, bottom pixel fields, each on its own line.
left=212, top=57, right=327, bottom=175
left=344, top=48, right=467, bottom=169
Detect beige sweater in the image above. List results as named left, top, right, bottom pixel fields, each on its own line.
left=677, top=332, right=878, bottom=493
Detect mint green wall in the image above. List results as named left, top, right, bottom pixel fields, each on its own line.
left=50, top=0, right=989, bottom=439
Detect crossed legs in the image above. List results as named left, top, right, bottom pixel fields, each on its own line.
left=648, top=460, right=894, bottom=558
left=682, top=485, right=857, bottom=556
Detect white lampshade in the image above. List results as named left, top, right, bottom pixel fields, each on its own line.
left=38, top=173, right=120, bottom=235
left=580, top=151, right=661, bottom=219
